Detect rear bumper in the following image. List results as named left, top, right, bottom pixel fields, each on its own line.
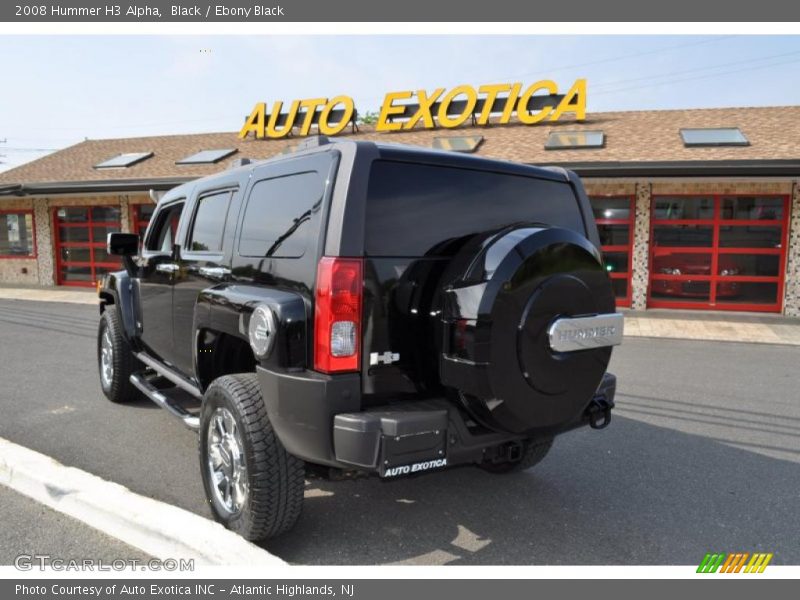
left=257, top=366, right=616, bottom=474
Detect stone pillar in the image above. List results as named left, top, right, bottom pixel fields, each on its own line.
left=119, top=195, right=131, bottom=233
left=629, top=182, right=651, bottom=310
left=783, top=181, right=800, bottom=317
left=34, top=199, right=54, bottom=286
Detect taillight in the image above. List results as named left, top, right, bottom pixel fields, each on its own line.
left=314, top=257, right=363, bottom=373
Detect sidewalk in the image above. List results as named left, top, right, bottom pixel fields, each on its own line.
left=0, top=285, right=798, bottom=346
left=0, top=284, right=97, bottom=305
left=623, top=309, right=800, bottom=346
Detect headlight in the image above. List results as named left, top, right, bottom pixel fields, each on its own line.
left=720, top=268, right=739, bottom=276
left=248, top=304, right=277, bottom=359
left=660, top=267, right=681, bottom=275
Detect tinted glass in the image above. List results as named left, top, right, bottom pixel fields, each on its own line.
left=60, top=247, right=91, bottom=263
left=56, top=207, right=88, bottom=222
left=59, top=266, right=92, bottom=282
left=653, top=196, right=714, bottom=220
left=146, top=203, right=184, bottom=252
left=91, top=206, right=120, bottom=222
left=718, top=254, right=780, bottom=277
left=0, top=212, right=35, bottom=256
left=602, top=252, right=629, bottom=274
left=653, top=225, right=713, bottom=247
left=177, top=149, right=237, bottom=165
left=137, top=204, right=156, bottom=220
left=718, top=226, right=782, bottom=248
left=59, top=226, right=90, bottom=243
left=680, top=128, right=748, bottom=146
left=365, top=161, right=585, bottom=257
left=94, top=152, right=153, bottom=168
left=545, top=130, right=604, bottom=149
left=716, top=282, right=778, bottom=305
left=653, top=251, right=712, bottom=274
left=721, top=196, right=784, bottom=221
left=189, top=192, right=231, bottom=252
left=597, top=224, right=630, bottom=246
left=611, top=279, right=628, bottom=299
left=92, top=225, right=119, bottom=243
left=432, top=136, right=483, bottom=153
left=591, top=196, right=631, bottom=221
left=238, top=172, right=324, bottom=258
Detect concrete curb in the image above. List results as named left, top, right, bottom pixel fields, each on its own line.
left=0, top=436, right=285, bottom=566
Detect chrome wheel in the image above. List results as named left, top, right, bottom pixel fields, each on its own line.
left=206, top=407, right=248, bottom=515
left=100, top=327, right=114, bottom=389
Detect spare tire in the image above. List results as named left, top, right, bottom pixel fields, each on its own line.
left=439, top=224, right=616, bottom=434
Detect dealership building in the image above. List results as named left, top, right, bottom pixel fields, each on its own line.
left=1, top=104, right=799, bottom=316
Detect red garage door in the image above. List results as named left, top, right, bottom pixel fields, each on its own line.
left=648, top=194, right=789, bottom=312
left=54, top=206, right=122, bottom=287
left=590, top=195, right=635, bottom=307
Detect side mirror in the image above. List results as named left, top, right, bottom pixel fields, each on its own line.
left=107, top=232, right=139, bottom=257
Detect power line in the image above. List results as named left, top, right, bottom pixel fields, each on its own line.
left=488, top=36, right=740, bottom=83
left=590, top=49, right=800, bottom=91
left=2, top=147, right=58, bottom=152
left=593, top=55, right=800, bottom=97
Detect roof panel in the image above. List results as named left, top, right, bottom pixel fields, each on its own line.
left=176, top=148, right=238, bottom=164
left=432, top=135, right=484, bottom=153
left=545, top=130, right=605, bottom=150
left=680, top=128, right=749, bottom=147
left=93, top=152, right=154, bottom=169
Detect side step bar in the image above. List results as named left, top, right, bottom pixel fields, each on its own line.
left=129, top=373, right=200, bottom=431
left=133, top=351, right=202, bottom=399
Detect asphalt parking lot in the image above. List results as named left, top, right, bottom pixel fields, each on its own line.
left=0, top=298, right=798, bottom=565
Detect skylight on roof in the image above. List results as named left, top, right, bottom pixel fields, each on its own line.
left=680, top=128, right=749, bottom=147
left=432, top=136, right=484, bottom=153
left=93, top=152, right=154, bottom=169
left=545, top=130, right=605, bottom=150
left=176, top=148, right=238, bottom=165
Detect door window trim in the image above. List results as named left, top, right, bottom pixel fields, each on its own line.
left=143, top=198, right=185, bottom=255
left=181, top=188, right=236, bottom=259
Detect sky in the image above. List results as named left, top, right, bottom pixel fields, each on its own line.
left=1, top=34, right=800, bottom=173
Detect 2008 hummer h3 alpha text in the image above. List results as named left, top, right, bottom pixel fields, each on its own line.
left=98, top=137, right=623, bottom=540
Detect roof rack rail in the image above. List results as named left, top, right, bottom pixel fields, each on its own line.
left=229, top=157, right=252, bottom=169
left=296, top=135, right=331, bottom=151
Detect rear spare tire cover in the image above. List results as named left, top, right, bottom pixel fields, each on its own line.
left=439, top=225, right=616, bottom=434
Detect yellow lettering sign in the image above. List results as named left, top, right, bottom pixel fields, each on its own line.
left=240, top=79, right=586, bottom=139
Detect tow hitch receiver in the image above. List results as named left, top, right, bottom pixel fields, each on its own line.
left=586, top=372, right=617, bottom=429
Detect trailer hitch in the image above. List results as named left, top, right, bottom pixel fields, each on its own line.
left=587, top=395, right=614, bottom=429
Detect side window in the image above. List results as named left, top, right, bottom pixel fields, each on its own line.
left=187, top=190, right=233, bottom=253
left=238, top=172, right=324, bottom=258
left=145, top=202, right=184, bottom=253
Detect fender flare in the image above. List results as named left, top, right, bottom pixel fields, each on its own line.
left=98, top=271, right=140, bottom=344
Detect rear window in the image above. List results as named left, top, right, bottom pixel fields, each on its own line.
left=365, top=161, right=585, bottom=256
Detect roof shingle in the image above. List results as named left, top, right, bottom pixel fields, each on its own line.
left=2, top=105, right=799, bottom=187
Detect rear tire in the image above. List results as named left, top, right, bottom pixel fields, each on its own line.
left=480, top=438, right=554, bottom=474
left=199, top=373, right=305, bottom=541
left=97, top=309, right=140, bottom=404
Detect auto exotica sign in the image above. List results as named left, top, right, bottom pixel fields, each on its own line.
left=239, top=79, right=586, bottom=139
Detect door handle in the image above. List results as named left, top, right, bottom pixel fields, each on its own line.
left=155, top=263, right=180, bottom=274
left=199, top=266, right=232, bottom=278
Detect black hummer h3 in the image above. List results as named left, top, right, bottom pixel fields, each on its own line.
left=98, top=137, right=623, bottom=540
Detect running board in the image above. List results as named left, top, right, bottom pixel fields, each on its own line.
left=133, top=351, right=202, bottom=399
left=129, top=372, right=200, bottom=431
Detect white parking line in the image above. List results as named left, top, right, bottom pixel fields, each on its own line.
left=0, top=436, right=284, bottom=566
